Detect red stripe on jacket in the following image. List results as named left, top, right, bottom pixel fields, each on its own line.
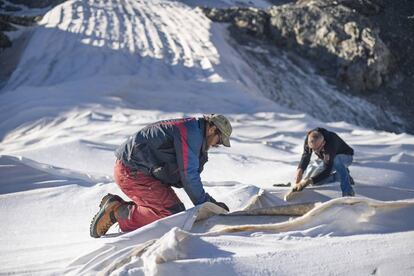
left=159, top=118, right=193, bottom=176
left=177, top=123, right=188, bottom=176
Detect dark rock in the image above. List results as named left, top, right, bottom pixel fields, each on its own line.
left=366, top=0, right=414, bottom=133
left=201, top=7, right=238, bottom=22
left=6, top=0, right=65, bottom=9
left=0, top=18, right=17, bottom=32
left=203, top=1, right=393, bottom=92
left=202, top=7, right=269, bottom=37
left=339, top=0, right=384, bottom=16
left=0, top=31, right=11, bottom=48
left=267, top=0, right=392, bottom=92
left=0, top=14, right=40, bottom=51
left=4, top=5, right=22, bottom=12
left=0, top=14, right=40, bottom=27
left=0, top=0, right=66, bottom=90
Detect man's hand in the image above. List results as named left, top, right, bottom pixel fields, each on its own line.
left=294, top=178, right=312, bottom=192
left=295, top=168, right=303, bottom=184
left=208, top=195, right=229, bottom=211
left=215, top=201, right=230, bottom=211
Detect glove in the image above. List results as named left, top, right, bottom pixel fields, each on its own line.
left=215, top=201, right=230, bottom=211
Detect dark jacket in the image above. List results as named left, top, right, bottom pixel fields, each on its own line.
left=115, top=117, right=212, bottom=205
left=298, top=128, right=354, bottom=183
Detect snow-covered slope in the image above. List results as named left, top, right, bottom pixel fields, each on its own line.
left=1, top=0, right=414, bottom=275
left=3, top=0, right=264, bottom=91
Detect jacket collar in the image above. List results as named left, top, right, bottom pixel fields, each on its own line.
left=198, top=118, right=208, bottom=153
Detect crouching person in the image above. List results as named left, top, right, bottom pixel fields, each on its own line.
left=90, top=114, right=232, bottom=238
left=294, top=128, right=355, bottom=197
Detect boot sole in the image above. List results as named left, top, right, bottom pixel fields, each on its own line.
left=90, top=194, right=124, bottom=238
left=99, top=193, right=124, bottom=208
left=90, top=206, right=108, bottom=238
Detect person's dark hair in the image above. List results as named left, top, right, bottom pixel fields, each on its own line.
left=203, top=114, right=222, bottom=144
left=309, top=130, right=323, bottom=141
left=308, top=130, right=324, bottom=149
left=203, top=114, right=215, bottom=128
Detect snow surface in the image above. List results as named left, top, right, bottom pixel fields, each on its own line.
left=1, top=0, right=414, bottom=275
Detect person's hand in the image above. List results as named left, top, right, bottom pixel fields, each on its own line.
left=295, top=168, right=303, bottom=184
left=295, top=178, right=312, bottom=192
left=215, top=201, right=230, bottom=211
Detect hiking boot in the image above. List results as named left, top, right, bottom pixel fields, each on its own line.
left=347, top=168, right=355, bottom=185
left=342, top=188, right=355, bottom=197
left=90, top=193, right=126, bottom=238
left=349, top=175, right=355, bottom=186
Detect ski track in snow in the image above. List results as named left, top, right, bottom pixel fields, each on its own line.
left=1, top=0, right=414, bottom=275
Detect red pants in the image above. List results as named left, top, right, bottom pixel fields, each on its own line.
left=114, top=160, right=185, bottom=232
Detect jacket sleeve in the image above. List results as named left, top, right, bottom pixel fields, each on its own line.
left=298, top=136, right=312, bottom=171
left=173, top=122, right=211, bottom=205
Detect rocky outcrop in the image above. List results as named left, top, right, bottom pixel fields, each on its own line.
left=202, top=0, right=414, bottom=133
left=202, top=7, right=270, bottom=38
left=0, top=0, right=65, bottom=51
left=268, top=0, right=392, bottom=92
left=203, top=0, right=393, bottom=92
left=2, top=0, right=65, bottom=9
left=0, top=14, right=39, bottom=51
left=0, top=14, right=16, bottom=49
left=0, top=14, right=39, bottom=26
left=0, top=31, right=11, bottom=48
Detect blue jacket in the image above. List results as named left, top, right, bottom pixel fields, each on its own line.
left=115, top=117, right=214, bottom=205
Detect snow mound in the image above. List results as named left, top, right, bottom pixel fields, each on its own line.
left=210, top=197, right=414, bottom=236
left=390, top=152, right=414, bottom=163
left=68, top=197, right=414, bottom=275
